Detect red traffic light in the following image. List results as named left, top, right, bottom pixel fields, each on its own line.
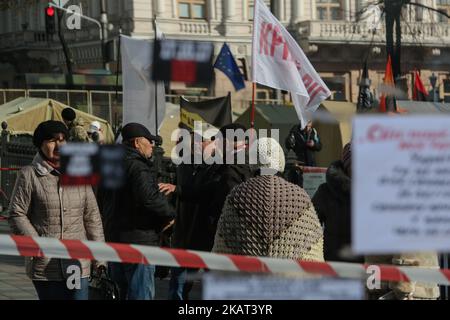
left=46, top=6, right=55, bottom=17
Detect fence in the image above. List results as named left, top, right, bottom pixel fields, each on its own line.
left=0, top=89, right=286, bottom=128
left=0, top=129, right=36, bottom=211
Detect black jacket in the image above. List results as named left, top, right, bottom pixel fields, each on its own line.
left=174, top=163, right=222, bottom=251
left=312, top=160, right=362, bottom=263
left=173, top=160, right=253, bottom=252
left=171, top=163, right=196, bottom=249
left=286, top=124, right=322, bottom=166
left=99, top=146, right=174, bottom=244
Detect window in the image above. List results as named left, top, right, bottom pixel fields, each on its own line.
left=444, top=79, right=450, bottom=102
left=316, top=0, right=343, bottom=21
left=323, top=76, right=347, bottom=101
left=437, top=0, right=450, bottom=23
left=178, top=0, right=206, bottom=19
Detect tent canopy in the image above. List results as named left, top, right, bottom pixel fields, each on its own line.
left=235, top=101, right=355, bottom=168
left=312, top=101, right=355, bottom=167
left=0, top=97, right=115, bottom=143
left=235, top=104, right=298, bottom=156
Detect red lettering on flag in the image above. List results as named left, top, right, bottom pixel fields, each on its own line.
left=302, top=73, right=327, bottom=103
left=309, top=86, right=328, bottom=103
left=270, top=26, right=290, bottom=60
left=259, top=22, right=272, bottom=56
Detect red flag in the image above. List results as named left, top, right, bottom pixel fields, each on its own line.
left=379, top=55, right=396, bottom=113
left=413, top=70, right=428, bottom=101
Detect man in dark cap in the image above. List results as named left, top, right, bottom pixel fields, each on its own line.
left=159, top=122, right=253, bottom=300
left=101, top=122, right=175, bottom=300
left=212, top=122, right=254, bottom=229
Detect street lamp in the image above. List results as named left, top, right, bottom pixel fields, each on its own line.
left=429, top=73, right=438, bottom=102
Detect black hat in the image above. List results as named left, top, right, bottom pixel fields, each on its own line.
left=121, top=122, right=158, bottom=143
left=61, top=108, right=76, bottom=122
left=33, top=120, right=69, bottom=148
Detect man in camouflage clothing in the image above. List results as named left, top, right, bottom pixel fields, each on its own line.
left=61, top=107, right=91, bottom=142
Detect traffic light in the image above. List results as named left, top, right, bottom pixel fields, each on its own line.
left=45, top=5, right=56, bottom=35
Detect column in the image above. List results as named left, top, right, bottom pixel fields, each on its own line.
left=208, top=0, right=216, bottom=20
left=277, top=0, right=285, bottom=21
left=311, top=0, right=317, bottom=20
left=344, top=0, right=351, bottom=21
left=431, top=0, right=437, bottom=22
left=291, top=0, right=303, bottom=22
left=156, top=0, right=164, bottom=16
left=225, top=0, right=235, bottom=20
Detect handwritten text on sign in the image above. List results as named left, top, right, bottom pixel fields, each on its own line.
left=353, top=116, right=450, bottom=253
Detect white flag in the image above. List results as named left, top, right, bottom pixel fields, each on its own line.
left=121, top=35, right=166, bottom=136
left=252, top=0, right=331, bottom=126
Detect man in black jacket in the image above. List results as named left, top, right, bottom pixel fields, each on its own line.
left=159, top=123, right=254, bottom=300
left=286, top=121, right=322, bottom=166
left=105, top=122, right=175, bottom=300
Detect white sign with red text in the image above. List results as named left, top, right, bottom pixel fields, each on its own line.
left=303, top=167, right=327, bottom=198
left=252, top=0, right=330, bottom=126
left=353, top=116, right=450, bottom=253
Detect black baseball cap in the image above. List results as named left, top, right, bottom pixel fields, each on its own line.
left=121, top=123, right=158, bottom=143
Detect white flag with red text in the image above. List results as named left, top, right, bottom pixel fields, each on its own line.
left=252, top=0, right=331, bottom=126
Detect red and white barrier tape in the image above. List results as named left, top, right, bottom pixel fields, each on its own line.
left=0, top=234, right=449, bottom=285
left=0, top=168, right=20, bottom=171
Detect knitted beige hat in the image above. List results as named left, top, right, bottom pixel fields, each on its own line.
left=213, top=175, right=324, bottom=262
left=250, top=137, right=285, bottom=174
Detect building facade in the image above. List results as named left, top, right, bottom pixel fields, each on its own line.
left=0, top=0, right=449, bottom=104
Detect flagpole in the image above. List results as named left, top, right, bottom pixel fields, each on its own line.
left=250, top=82, right=256, bottom=129
left=153, top=15, right=159, bottom=137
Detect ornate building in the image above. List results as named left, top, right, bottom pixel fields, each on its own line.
left=0, top=0, right=449, bottom=103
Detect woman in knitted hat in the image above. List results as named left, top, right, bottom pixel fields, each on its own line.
left=8, top=120, right=105, bottom=300
left=213, top=137, right=324, bottom=262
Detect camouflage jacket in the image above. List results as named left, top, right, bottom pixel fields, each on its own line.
left=69, top=118, right=91, bottom=142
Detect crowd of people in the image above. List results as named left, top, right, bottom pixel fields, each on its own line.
left=5, top=107, right=441, bottom=300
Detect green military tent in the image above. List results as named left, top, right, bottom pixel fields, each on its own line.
left=0, top=97, right=115, bottom=143
left=235, top=101, right=355, bottom=168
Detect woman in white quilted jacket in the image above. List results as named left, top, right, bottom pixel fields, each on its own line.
left=8, top=120, right=105, bottom=300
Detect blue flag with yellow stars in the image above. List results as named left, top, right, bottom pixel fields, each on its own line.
left=213, top=43, right=246, bottom=91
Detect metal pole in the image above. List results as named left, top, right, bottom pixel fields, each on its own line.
left=50, top=3, right=106, bottom=70
left=153, top=16, right=160, bottom=137
left=115, top=26, right=122, bottom=103
left=100, top=0, right=109, bottom=71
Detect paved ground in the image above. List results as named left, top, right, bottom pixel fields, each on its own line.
left=0, top=217, right=201, bottom=300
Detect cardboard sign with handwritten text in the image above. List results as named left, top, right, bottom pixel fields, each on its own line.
left=353, top=116, right=450, bottom=253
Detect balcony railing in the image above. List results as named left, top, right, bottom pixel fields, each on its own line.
left=0, top=31, right=51, bottom=50
left=297, top=20, right=450, bottom=46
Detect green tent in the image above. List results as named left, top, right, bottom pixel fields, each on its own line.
left=0, top=97, right=115, bottom=143
left=235, top=101, right=355, bottom=168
